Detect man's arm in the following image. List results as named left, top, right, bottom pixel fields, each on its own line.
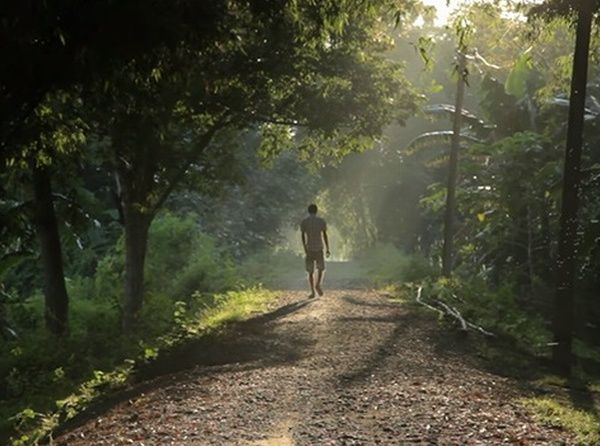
left=323, top=229, right=330, bottom=257
left=301, top=230, right=308, bottom=254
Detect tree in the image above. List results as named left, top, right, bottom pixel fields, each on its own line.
left=529, top=0, right=597, bottom=375
left=3, top=92, right=87, bottom=335
left=442, top=52, right=467, bottom=276
left=2, top=0, right=418, bottom=333
left=78, top=1, right=419, bottom=329
left=0, top=0, right=239, bottom=335
left=546, top=0, right=593, bottom=375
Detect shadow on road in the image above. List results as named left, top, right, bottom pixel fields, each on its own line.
left=54, top=294, right=316, bottom=439
left=250, top=299, right=312, bottom=325
left=342, top=294, right=400, bottom=309
left=335, top=321, right=409, bottom=384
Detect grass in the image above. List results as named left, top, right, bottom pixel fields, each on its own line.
left=7, top=286, right=277, bottom=446
left=200, top=287, right=275, bottom=329
left=522, top=396, right=600, bottom=445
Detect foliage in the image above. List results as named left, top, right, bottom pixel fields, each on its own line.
left=454, top=132, right=561, bottom=284
left=144, top=212, right=237, bottom=297
left=357, top=244, right=435, bottom=287
left=1, top=282, right=275, bottom=445
left=0, top=211, right=260, bottom=443
left=394, top=274, right=551, bottom=353
left=171, top=141, right=319, bottom=259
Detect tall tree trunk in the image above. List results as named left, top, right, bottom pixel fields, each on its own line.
left=442, top=52, right=466, bottom=277
left=32, top=166, right=69, bottom=335
left=122, top=208, right=150, bottom=331
left=120, top=177, right=152, bottom=331
left=115, top=125, right=221, bottom=331
left=552, top=0, right=593, bottom=376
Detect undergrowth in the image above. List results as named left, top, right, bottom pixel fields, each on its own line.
left=522, top=397, right=600, bottom=446
left=0, top=212, right=278, bottom=445
left=356, top=244, right=435, bottom=287
left=6, top=286, right=275, bottom=446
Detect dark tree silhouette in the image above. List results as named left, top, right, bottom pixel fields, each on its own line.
left=551, top=0, right=594, bottom=375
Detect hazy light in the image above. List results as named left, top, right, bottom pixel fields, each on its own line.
left=421, top=0, right=462, bottom=25
left=421, top=0, right=537, bottom=26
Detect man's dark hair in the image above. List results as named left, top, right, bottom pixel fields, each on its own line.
left=308, top=204, right=318, bottom=214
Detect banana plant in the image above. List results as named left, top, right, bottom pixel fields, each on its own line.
left=402, top=50, right=496, bottom=275
left=403, top=104, right=492, bottom=159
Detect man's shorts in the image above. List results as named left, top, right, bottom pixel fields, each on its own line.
left=305, top=250, right=325, bottom=273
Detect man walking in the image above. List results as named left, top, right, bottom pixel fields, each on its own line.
left=301, top=204, right=330, bottom=298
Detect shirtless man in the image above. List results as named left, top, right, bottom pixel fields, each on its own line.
left=300, top=204, right=330, bottom=298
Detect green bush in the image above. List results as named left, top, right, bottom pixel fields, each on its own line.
left=93, top=250, right=123, bottom=303
left=417, top=276, right=551, bottom=351
left=171, top=235, right=237, bottom=297
left=356, top=244, right=436, bottom=286
left=145, top=212, right=198, bottom=290
left=0, top=212, right=246, bottom=443
left=145, top=212, right=237, bottom=297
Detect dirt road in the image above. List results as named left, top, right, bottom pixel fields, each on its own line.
left=56, top=288, right=571, bottom=445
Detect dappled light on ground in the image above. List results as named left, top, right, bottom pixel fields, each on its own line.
left=56, top=288, right=573, bottom=445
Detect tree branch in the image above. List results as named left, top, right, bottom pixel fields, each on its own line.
left=253, top=116, right=309, bottom=127
left=149, top=121, right=225, bottom=216
left=414, top=286, right=495, bottom=337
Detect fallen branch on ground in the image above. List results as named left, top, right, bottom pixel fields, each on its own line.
left=415, top=286, right=445, bottom=319
left=414, top=286, right=495, bottom=337
left=434, top=298, right=468, bottom=331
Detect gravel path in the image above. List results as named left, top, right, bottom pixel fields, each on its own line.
left=56, top=289, right=572, bottom=445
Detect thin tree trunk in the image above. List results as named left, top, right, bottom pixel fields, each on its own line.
left=442, top=52, right=466, bottom=277
left=121, top=199, right=151, bottom=331
left=552, top=0, right=593, bottom=376
left=32, top=166, right=69, bottom=335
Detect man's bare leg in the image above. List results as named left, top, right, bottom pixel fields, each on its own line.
left=307, top=272, right=315, bottom=298
left=315, top=269, right=324, bottom=296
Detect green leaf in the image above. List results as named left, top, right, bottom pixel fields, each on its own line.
left=0, top=252, right=30, bottom=280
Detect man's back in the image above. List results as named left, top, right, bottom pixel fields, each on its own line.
left=301, top=215, right=326, bottom=251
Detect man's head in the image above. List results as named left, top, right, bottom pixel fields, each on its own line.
left=308, top=204, right=318, bottom=215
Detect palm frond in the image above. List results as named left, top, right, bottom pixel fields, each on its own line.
left=422, top=104, right=490, bottom=129
left=402, top=131, right=483, bottom=156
